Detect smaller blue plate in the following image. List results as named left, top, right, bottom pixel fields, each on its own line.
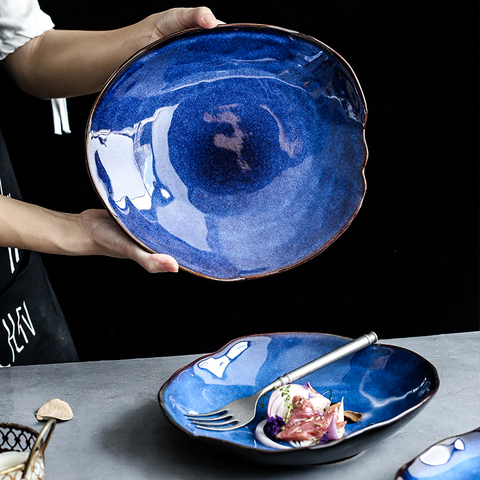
left=86, top=24, right=367, bottom=281
left=158, top=333, right=439, bottom=466
left=395, top=428, right=480, bottom=479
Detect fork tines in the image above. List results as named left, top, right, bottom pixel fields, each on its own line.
left=185, top=411, right=238, bottom=430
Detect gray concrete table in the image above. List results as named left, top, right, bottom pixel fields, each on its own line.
left=1, top=332, right=479, bottom=479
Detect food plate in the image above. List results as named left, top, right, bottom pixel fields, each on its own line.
left=158, top=333, right=439, bottom=466
left=86, top=24, right=368, bottom=281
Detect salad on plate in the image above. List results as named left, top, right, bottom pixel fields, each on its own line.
left=255, top=382, right=363, bottom=449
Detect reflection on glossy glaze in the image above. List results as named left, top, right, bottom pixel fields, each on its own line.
left=158, top=333, right=439, bottom=466
left=396, top=428, right=480, bottom=479
left=198, top=340, right=249, bottom=378
left=87, top=25, right=367, bottom=280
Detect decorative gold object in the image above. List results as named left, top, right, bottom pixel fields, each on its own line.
left=0, top=420, right=55, bottom=480
left=35, top=399, right=73, bottom=422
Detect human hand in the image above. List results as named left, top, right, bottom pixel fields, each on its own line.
left=141, top=7, right=223, bottom=45
left=79, top=209, right=178, bottom=273
left=0, top=195, right=178, bottom=273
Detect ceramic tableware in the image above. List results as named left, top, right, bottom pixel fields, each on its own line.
left=86, top=24, right=367, bottom=280
left=158, top=332, right=439, bottom=466
left=395, top=427, right=480, bottom=479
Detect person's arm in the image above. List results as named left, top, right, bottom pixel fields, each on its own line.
left=0, top=6, right=222, bottom=273
left=0, top=195, right=178, bottom=272
left=0, top=7, right=220, bottom=99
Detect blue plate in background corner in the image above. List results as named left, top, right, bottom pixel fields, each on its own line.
left=86, top=24, right=368, bottom=281
left=158, top=332, right=439, bottom=466
left=395, top=427, right=480, bottom=479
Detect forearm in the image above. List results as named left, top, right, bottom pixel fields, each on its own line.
left=0, top=7, right=220, bottom=99
left=0, top=194, right=86, bottom=255
left=1, top=20, right=150, bottom=99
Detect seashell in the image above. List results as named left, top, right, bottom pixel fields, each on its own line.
left=35, top=399, right=73, bottom=421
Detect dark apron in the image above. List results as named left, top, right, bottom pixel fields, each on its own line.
left=0, top=128, right=78, bottom=366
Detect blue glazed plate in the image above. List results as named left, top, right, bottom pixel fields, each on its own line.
left=158, top=333, right=439, bottom=466
left=86, top=24, right=367, bottom=281
left=395, top=427, right=480, bottom=479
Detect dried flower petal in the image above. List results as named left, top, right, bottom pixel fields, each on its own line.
left=344, top=410, right=364, bottom=423
left=264, top=415, right=285, bottom=438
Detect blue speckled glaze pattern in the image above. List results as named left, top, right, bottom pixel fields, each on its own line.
left=86, top=25, right=367, bottom=280
left=395, top=428, right=480, bottom=480
left=158, top=333, right=439, bottom=466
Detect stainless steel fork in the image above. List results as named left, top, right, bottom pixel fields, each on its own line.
left=185, top=331, right=378, bottom=431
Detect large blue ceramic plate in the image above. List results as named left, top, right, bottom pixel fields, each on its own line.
left=158, top=333, right=439, bottom=466
left=86, top=24, right=367, bottom=281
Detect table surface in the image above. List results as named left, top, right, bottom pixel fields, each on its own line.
left=1, top=331, right=479, bottom=479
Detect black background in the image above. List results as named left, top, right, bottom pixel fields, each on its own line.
left=0, top=1, right=478, bottom=361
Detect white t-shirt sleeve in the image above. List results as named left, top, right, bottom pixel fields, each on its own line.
left=0, top=0, right=54, bottom=60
